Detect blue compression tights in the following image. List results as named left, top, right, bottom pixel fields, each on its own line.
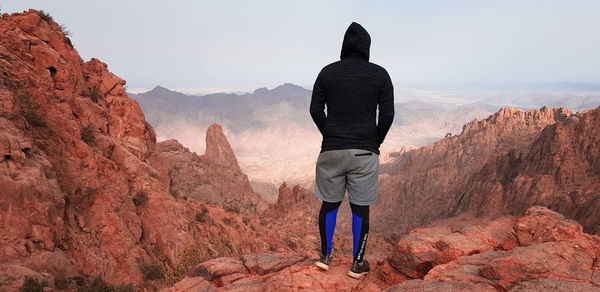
left=318, top=201, right=370, bottom=262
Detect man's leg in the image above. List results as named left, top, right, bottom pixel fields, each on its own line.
left=345, top=149, right=378, bottom=278
left=315, top=200, right=342, bottom=270
left=350, top=202, right=369, bottom=262
left=314, top=150, right=349, bottom=270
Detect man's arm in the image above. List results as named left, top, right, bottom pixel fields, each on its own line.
left=310, top=70, right=326, bottom=135
left=377, top=72, right=394, bottom=145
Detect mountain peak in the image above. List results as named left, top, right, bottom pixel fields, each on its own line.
left=253, top=87, right=269, bottom=94
left=204, top=123, right=241, bottom=172
left=273, top=83, right=305, bottom=91
left=148, top=85, right=171, bottom=93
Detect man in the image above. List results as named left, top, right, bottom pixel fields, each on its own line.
left=310, top=22, right=394, bottom=279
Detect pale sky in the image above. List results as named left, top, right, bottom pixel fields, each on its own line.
left=2, top=0, right=600, bottom=93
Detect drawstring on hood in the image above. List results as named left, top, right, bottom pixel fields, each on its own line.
left=340, top=22, right=371, bottom=61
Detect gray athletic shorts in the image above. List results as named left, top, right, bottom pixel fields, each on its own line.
left=314, top=148, right=379, bottom=206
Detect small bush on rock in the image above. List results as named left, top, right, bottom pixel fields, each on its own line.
left=20, top=276, right=45, bottom=292
left=141, top=263, right=164, bottom=281
left=77, top=276, right=113, bottom=292
left=195, top=206, right=209, bottom=223
left=13, top=90, right=46, bottom=127
left=164, top=243, right=204, bottom=285
left=54, top=270, right=70, bottom=290
left=132, top=190, right=148, bottom=206
left=80, top=86, right=100, bottom=103
left=81, top=123, right=95, bottom=145
left=37, top=10, right=53, bottom=22
left=115, top=283, right=134, bottom=292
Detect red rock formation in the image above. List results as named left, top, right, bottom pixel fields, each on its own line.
left=0, top=10, right=289, bottom=290
left=457, top=107, right=600, bottom=234
left=273, top=182, right=319, bottom=213
left=157, top=132, right=265, bottom=214
left=376, top=106, right=574, bottom=236
left=164, top=206, right=600, bottom=291
left=387, top=206, right=600, bottom=291
left=163, top=252, right=402, bottom=292
left=0, top=9, right=161, bottom=286
left=204, top=123, right=241, bottom=172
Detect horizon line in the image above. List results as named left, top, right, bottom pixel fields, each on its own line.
left=127, top=81, right=600, bottom=96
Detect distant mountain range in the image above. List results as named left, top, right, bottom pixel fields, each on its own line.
left=129, top=83, right=311, bottom=133
left=128, top=83, right=600, bottom=199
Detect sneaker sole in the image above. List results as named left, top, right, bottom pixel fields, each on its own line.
left=314, top=261, right=330, bottom=271
left=348, top=270, right=367, bottom=279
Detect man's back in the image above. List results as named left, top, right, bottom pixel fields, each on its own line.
left=310, top=22, right=394, bottom=154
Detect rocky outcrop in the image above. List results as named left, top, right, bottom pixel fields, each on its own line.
left=204, top=123, right=241, bottom=172
left=163, top=253, right=403, bottom=292
left=157, top=128, right=266, bottom=214
left=386, top=206, right=600, bottom=291
left=375, top=105, right=599, bottom=237
left=0, top=10, right=288, bottom=290
left=0, top=9, right=162, bottom=287
left=458, top=107, right=600, bottom=234
left=164, top=206, right=600, bottom=291
left=389, top=217, right=517, bottom=279
left=273, top=182, right=319, bottom=213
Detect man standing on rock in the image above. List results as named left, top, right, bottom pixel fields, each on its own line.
left=310, top=22, right=394, bottom=279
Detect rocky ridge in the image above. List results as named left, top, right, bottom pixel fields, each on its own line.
left=458, top=107, right=600, bottom=234
left=0, top=10, right=310, bottom=290
left=166, top=206, right=600, bottom=291
left=375, top=105, right=600, bottom=237
left=157, top=125, right=266, bottom=214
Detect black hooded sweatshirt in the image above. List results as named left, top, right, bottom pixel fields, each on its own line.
left=310, top=22, right=394, bottom=154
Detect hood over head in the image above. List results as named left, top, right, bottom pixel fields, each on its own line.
left=340, top=22, right=371, bottom=61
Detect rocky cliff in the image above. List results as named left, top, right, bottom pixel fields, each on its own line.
left=157, top=124, right=266, bottom=214
left=165, top=206, right=600, bottom=291
left=457, top=107, right=600, bottom=234
left=0, top=10, right=295, bottom=290
left=375, top=106, right=599, bottom=237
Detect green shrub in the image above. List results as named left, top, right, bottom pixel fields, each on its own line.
left=64, top=36, right=73, bottom=48
left=224, top=204, right=240, bottom=214
left=71, top=276, right=85, bottom=287
left=54, top=270, right=70, bottom=290
left=59, top=24, right=71, bottom=36
left=81, top=86, right=100, bottom=103
left=132, top=190, right=148, bottom=206
left=81, top=123, right=95, bottom=145
left=195, top=206, right=208, bottom=223
left=37, top=10, right=53, bottom=22
left=77, top=276, right=113, bottom=292
left=115, top=283, right=134, bottom=292
left=141, top=263, right=164, bottom=281
left=13, top=90, right=46, bottom=127
left=22, top=111, right=46, bottom=127
left=20, top=276, right=45, bottom=292
left=164, top=243, right=204, bottom=286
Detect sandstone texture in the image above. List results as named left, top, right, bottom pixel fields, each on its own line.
left=387, top=206, right=600, bottom=291
left=163, top=253, right=402, bottom=292
left=157, top=129, right=266, bottom=214
left=377, top=105, right=600, bottom=237
left=461, top=106, right=600, bottom=234
left=0, top=10, right=308, bottom=290
left=167, top=206, right=600, bottom=291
